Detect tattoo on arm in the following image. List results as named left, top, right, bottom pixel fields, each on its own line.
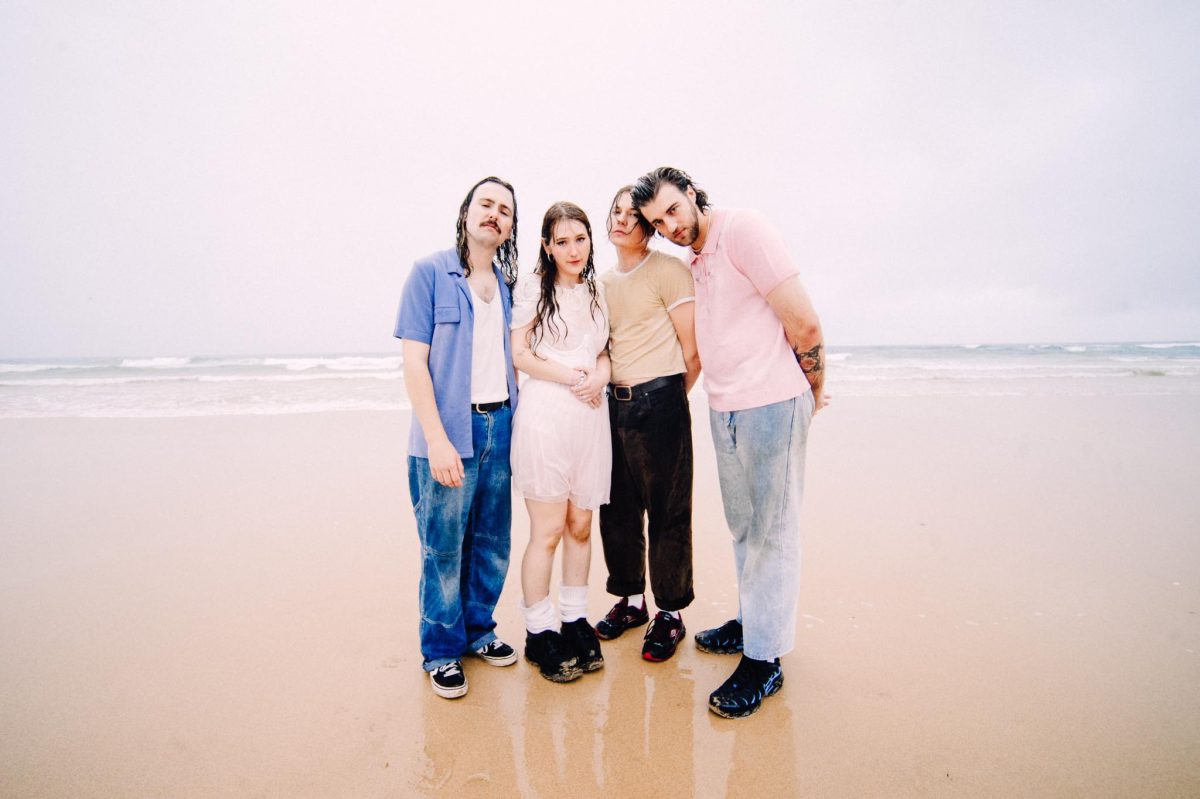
left=798, top=343, right=823, bottom=375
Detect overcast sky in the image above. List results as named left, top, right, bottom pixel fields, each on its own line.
left=3, top=1, right=1198, bottom=358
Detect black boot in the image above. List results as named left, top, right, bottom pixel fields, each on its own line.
left=561, top=618, right=605, bottom=672
left=524, top=630, right=583, bottom=683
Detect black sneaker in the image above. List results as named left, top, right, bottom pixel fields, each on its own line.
left=561, top=618, right=604, bottom=672
left=642, top=611, right=686, bottom=662
left=594, top=597, right=650, bottom=640
left=694, top=618, right=744, bottom=654
left=708, top=656, right=784, bottom=719
left=524, top=630, right=583, bottom=683
left=429, top=660, right=468, bottom=699
left=472, top=639, right=518, bottom=666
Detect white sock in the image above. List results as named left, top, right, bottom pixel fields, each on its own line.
left=521, top=596, right=559, bottom=634
left=559, top=584, right=589, bottom=622
left=664, top=610, right=680, bottom=619
left=625, top=594, right=644, bottom=609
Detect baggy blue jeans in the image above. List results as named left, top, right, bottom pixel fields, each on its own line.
left=408, top=405, right=512, bottom=671
left=708, top=392, right=814, bottom=661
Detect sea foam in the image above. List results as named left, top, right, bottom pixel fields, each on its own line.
left=120, top=357, right=193, bottom=368
left=0, top=362, right=108, bottom=373
left=261, top=356, right=402, bottom=371
left=1138, top=342, right=1200, bottom=350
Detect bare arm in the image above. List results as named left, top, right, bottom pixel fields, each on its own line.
left=765, top=275, right=826, bottom=413
left=667, top=300, right=701, bottom=393
left=402, top=339, right=465, bottom=487
left=511, top=322, right=588, bottom=387
left=572, top=351, right=611, bottom=408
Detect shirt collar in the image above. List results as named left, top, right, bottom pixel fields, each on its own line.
left=444, top=249, right=510, bottom=303
left=691, top=208, right=726, bottom=265
left=441, top=248, right=465, bottom=277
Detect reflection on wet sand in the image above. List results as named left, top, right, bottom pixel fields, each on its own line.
left=406, top=628, right=819, bottom=797
left=415, top=666, right=520, bottom=796
left=408, top=629, right=707, bottom=797
left=520, top=673, right=600, bottom=795
left=723, top=702, right=800, bottom=797
left=512, top=634, right=698, bottom=797
left=402, top=596, right=802, bottom=796
left=597, top=653, right=696, bottom=795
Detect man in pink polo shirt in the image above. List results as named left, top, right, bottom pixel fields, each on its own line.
left=632, top=166, right=825, bottom=719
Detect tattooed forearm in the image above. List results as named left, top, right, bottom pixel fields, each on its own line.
left=797, top=343, right=823, bottom=375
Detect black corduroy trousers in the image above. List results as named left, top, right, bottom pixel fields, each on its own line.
left=599, top=374, right=695, bottom=612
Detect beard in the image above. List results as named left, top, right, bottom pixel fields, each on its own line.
left=672, top=216, right=701, bottom=247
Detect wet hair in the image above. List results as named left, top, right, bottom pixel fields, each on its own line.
left=455, top=176, right=519, bottom=289
left=605, top=184, right=654, bottom=240
left=528, top=201, right=602, bottom=353
left=629, top=166, right=711, bottom=217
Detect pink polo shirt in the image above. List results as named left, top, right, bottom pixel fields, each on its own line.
left=690, top=208, right=810, bottom=412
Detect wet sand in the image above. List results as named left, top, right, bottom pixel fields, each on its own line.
left=1, top=396, right=1198, bottom=797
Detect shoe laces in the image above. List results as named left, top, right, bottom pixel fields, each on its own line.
left=647, top=613, right=677, bottom=641
left=604, top=601, right=628, bottom=623
left=436, top=661, right=463, bottom=677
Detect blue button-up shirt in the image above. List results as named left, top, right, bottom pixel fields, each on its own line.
left=394, top=248, right=519, bottom=459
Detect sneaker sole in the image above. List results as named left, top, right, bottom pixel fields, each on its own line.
left=694, top=640, right=744, bottom=655
left=473, top=651, right=518, bottom=667
left=430, top=677, right=469, bottom=699
left=708, top=675, right=784, bottom=718
left=579, top=657, right=604, bottom=672
left=524, top=655, right=584, bottom=683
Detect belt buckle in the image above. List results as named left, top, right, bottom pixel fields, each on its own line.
left=613, top=385, right=633, bottom=401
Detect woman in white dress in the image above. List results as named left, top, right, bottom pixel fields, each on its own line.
left=510, top=201, right=611, bottom=683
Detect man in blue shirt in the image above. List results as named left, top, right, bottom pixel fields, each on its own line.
left=394, top=177, right=521, bottom=699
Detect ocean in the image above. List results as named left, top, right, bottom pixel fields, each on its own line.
left=2, top=343, right=1198, bottom=418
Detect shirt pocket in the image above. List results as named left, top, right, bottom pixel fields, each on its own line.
left=434, top=305, right=461, bottom=325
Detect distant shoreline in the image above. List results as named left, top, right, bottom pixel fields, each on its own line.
left=2, top=343, right=1199, bottom=418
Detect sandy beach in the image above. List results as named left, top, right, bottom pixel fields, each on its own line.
left=2, top=395, right=1198, bottom=797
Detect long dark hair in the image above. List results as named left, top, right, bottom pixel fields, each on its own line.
left=455, top=176, right=519, bottom=289
left=606, top=184, right=654, bottom=240
left=528, top=201, right=601, bottom=353
left=630, top=166, right=711, bottom=214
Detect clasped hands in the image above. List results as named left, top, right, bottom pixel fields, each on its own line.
left=569, top=367, right=605, bottom=408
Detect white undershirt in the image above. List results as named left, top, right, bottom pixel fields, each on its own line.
left=470, top=286, right=509, bottom=404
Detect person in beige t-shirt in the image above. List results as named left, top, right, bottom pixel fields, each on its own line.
left=594, top=185, right=700, bottom=663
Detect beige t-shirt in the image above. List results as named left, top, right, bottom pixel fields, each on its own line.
left=599, top=250, right=694, bottom=385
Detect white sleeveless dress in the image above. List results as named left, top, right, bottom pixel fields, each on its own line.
left=509, top=276, right=612, bottom=509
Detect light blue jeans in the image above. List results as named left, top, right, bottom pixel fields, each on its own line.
left=408, top=405, right=512, bottom=671
left=708, top=392, right=814, bottom=661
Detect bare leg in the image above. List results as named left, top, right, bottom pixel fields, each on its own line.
left=561, top=501, right=593, bottom=588
left=521, top=498, right=567, bottom=605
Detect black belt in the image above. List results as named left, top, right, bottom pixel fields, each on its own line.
left=471, top=399, right=509, bottom=413
left=608, top=374, right=683, bottom=402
